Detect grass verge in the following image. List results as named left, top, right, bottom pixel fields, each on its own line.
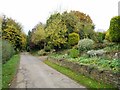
left=0, top=63, right=2, bottom=90
left=0, top=39, right=2, bottom=90
left=44, top=60, right=118, bottom=90
left=2, top=54, right=20, bottom=88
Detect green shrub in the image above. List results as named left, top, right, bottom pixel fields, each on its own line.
left=105, top=30, right=110, bottom=41
left=2, top=40, right=15, bottom=64
left=78, top=38, right=94, bottom=52
left=103, top=40, right=110, bottom=45
left=44, top=45, right=51, bottom=52
left=96, top=32, right=105, bottom=43
left=109, top=59, right=119, bottom=71
left=68, top=32, right=80, bottom=46
left=106, top=16, right=120, bottom=42
left=69, top=49, right=79, bottom=58
left=93, top=43, right=107, bottom=50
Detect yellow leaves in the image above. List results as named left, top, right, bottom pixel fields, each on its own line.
left=21, top=33, right=27, bottom=48
left=45, top=17, right=67, bottom=47
left=2, top=17, right=26, bottom=50
left=105, top=30, right=110, bottom=41
left=31, top=23, right=45, bottom=44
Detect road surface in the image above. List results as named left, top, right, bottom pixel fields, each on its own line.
left=10, top=53, right=86, bottom=88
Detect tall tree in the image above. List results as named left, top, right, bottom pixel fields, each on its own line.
left=26, top=30, right=32, bottom=51
left=2, top=16, right=26, bottom=51
left=45, top=13, right=68, bottom=50
left=31, top=22, right=46, bottom=49
left=62, top=11, right=96, bottom=40
left=70, top=11, right=93, bottom=23
left=62, top=11, right=79, bottom=34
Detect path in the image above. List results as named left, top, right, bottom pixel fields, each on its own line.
left=10, top=53, right=86, bottom=88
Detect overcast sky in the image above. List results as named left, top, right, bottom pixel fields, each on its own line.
left=0, top=0, right=119, bottom=34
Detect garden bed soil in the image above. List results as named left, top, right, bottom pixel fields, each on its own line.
left=47, top=57, right=120, bottom=89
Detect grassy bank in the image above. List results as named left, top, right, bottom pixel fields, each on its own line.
left=0, top=39, right=2, bottom=89
left=44, top=60, right=117, bottom=90
left=2, top=54, right=20, bottom=88
left=0, top=63, right=2, bottom=90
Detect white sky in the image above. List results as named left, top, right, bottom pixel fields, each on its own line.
left=0, top=0, right=119, bottom=34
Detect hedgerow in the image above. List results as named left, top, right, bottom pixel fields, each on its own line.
left=2, top=40, right=15, bottom=64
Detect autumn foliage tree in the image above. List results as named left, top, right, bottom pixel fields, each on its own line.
left=70, top=11, right=93, bottom=23
left=2, top=15, right=26, bottom=51
left=29, top=10, right=95, bottom=51
left=30, top=22, right=46, bottom=50
left=70, top=11, right=96, bottom=40
left=45, top=13, right=67, bottom=50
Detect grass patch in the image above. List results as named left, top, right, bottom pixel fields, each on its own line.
left=2, top=54, right=20, bottom=88
left=0, top=63, right=2, bottom=90
left=0, top=39, right=2, bottom=89
left=44, top=60, right=117, bottom=89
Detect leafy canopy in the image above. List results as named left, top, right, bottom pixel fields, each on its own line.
left=2, top=16, right=26, bottom=51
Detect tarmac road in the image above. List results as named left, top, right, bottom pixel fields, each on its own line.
left=10, top=53, right=86, bottom=88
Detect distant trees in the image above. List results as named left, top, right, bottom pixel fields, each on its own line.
left=26, top=30, right=32, bottom=51
left=2, top=12, right=119, bottom=54
left=27, top=22, right=46, bottom=51
left=29, top=10, right=96, bottom=51
left=105, top=16, right=120, bottom=42
left=31, top=23, right=46, bottom=50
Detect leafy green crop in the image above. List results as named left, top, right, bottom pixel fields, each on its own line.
left=50, top=53, right=119, bottom=72
left=69, top=49, right=79, bottom=58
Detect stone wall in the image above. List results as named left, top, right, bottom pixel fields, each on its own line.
left=47, top=57, right=120, bottom=89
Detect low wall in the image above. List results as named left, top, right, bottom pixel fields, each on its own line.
left=47, top=57, right=120, bottom=88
